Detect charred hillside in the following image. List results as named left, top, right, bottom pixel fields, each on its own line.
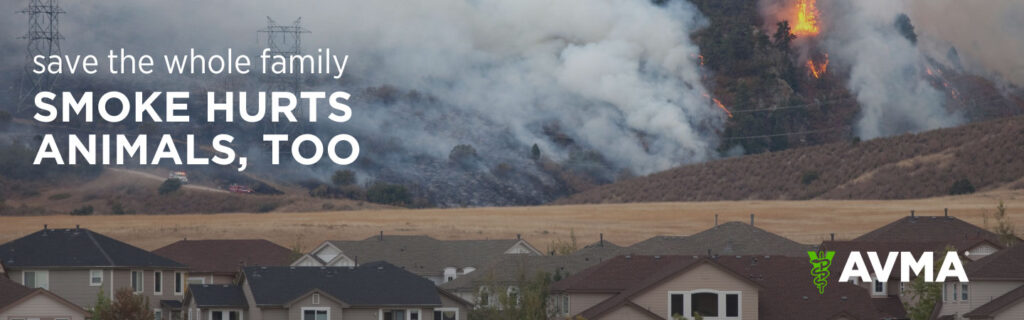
left=558, top=116, right=1024, bottom=204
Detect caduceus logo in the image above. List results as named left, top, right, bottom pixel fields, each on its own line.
left=808, top=249, right=836, bottom=294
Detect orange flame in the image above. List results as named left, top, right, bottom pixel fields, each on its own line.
left=713, top=98, right=733, bottom=118
left=807, top=54, right=829, bottom=79
left=792, top=0, right=821, bottom=37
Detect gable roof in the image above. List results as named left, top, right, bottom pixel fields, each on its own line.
left=553, top=255, right=897, bottom=320
left=154, top=239, right=293, bottom=275
left=323, top=235, right=539, bottom=275
left=964, top=284, right=1024, bottom=319
left=187, top=284, right=248, bottom=308
left=242, top=262, right=441, bottom=307
left=965, top=243, right=1024, bottom=280
left=0, top=227, right=185, bottom=269
left=0, top=276, right=89, bottom=315
left=440, top=254, right=602, bottom=292
left=623, top=222, right=813, bottom=257
left=855, top=215, right=1012, bottom=250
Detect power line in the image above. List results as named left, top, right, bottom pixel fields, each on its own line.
left=721, top=125, right=851, bottom=141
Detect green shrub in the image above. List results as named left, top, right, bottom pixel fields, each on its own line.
left=70, top=205, right=94, bottom=216
left=158, top=179, right=182, bottom=195
left=111, top=202, right=127, bottom=215
left=949, top=179, right=975, bottom=195
left=366, top=182, right=411, bottom=206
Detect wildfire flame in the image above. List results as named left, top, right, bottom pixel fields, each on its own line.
left=792, top=0, right=821, bottom=37
left=807, top=54, right=829, bottom=79
left=702, top=93, right=733, bottom=118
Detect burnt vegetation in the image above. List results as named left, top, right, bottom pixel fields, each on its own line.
left=561, top=116, right=1024, bottom=203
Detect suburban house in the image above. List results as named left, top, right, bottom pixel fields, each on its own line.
left=0, top=276, right=89, bottom=320
left=933, top=243, right=1024, bottom=320
left=623, top=220, right=814, bottom=257
left=0, top=226, right=188, bottom=316
left=181, top=262, right=471, bottom=320
left=291, top=234, right=541, bottom=284
left=852, top=213, right=1016, bottom=261
left=550, top=254, right=902, bottom=320
left=154, top=239, right=294, bottom=285
left=440, top=254, right=600, bottom=307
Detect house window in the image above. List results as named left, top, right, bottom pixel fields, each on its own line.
left=409, top=310, right=419, bottom=320
left=943, top=283, right=948, bottom=301
left=507, top=286, right=520, bottom=305
left=561, top=295, right=569, bottom=314
left=210, top=310, right=241, bottom=320
left=961, top=283, right=969, bottom=300
left=668, top=291, right=741, bottom=319
left=155, top=309, right=163, bottom=320
left=154, top=271, right=163, bottom=295
left=725, top=294, right=739, bottom=317
left=953, top=283, right=959, bottom=301
left=382, top=309, right=406, bottom=320
left=433, top=308, right=458, bottom=320
left=131, top=270, right=144, bottom=293
left=23, top=270, right=49, bottom=289
left=175, top=272, right=184, bottom=295
left=302, top=308, right=328, bottom=320
left=692, top=292, right=719, bottom=317
left=90, top=269, right=103, bottom=286
left=479, top=287, right=491, bottom=307
left=670, top=293, right=684, bottom=318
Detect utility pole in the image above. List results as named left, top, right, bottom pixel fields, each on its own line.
left=258, top=17, right=310, bottom=136
left=18, top=0, right=64, bottom=114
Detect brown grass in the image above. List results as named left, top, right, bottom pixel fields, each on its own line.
left=1, top=189, right=1022, bottom=251
left=561, top=116, right=1024, bottom=204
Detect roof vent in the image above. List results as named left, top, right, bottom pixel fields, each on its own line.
left=625, top=255, right=632, bottom=259
left=654, top=255, right=661, bottom=260
left=377, top=266, right=384, bottom=270
left=802, top=296, right=808, bottom=300
left=841, top=296, right=848, bottom=301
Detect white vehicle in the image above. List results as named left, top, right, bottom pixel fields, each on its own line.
left=168, top=171, right=189, bottom=184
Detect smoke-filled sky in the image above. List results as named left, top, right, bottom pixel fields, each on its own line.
left=0, top=0, right=723, bottom=176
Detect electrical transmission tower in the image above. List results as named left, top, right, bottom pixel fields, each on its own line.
left=17, top=0, right=64, bottom=113
left=258, top=17, right=310, bottom=135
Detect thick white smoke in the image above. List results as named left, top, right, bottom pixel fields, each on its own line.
left=819, top=0, right=962, bottom=139
left=0, top=0, right=721, bottom=175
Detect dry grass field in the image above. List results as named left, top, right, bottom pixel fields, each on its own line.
left=1, top=189, right=1022, bottom=252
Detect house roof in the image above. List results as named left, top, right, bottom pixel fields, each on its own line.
left=188, top=284, right=248, bottom=308
left=965, top=243, right=1024, bottom=280
left=0, top=227, right=185, bottom=269
left=0, top=276, right=33, bottom=309
left=821, top=240, right=949, bottom=281
left=242, top=262, right=441, bottom=307
left=440, top=254, right=602, bottom=292
left=854, top=215, right=1012, bottom=250
left=0, top=276, right=88, bottom=315
left=963, top=284, right=1024, bottom=319
left=553, top=255, right=898, bottom=320
left=154, top=239, right=293, bottom=275
left=323, top=235, right=539, bottom=275
left=622, top=222, right=813, bottom=257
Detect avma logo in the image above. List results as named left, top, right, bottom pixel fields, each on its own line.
left=808, top=251, right=968, bottom=294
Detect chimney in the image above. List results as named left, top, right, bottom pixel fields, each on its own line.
left=707, top=249, right=712, bottom=256
left=355, top=256, right=358, bottom=267
left=600, top=233, right=604, bottom=247
left=830, top=233, right=835, bottom=241
left=43, top=224, right=47, bottom=230
left=75, top=225, right=80, bottom=231
left=750, top=214, right=755, bottom=226
left=516, top=234, right=521, bottom=240
left=945, top=208, right=949, bottom=217
left=379, top=231, right=383, bottom=241
left=715, top=214, right=719, bottom=227
left=911, top=210, right=915, bottom=218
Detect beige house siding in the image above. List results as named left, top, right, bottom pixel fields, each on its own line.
left=0, top=293, right=87, bottom=320
left=438, top=294, right=468, bottom=320
left=9, top=268, right=181, bottom=310
left=566, top=293, right=614, bottom=316
left=287, top=292, right=346, bottom=320
left=994, top=298, right=1024, bottom=320
left=940, top=281, right=1024, bottom=318
left=339, top=309, right=377, bottom=320
left=629, top=263, right=759, bottom=320
left=600, top=305, right=659, bottom=320
left=258, top=309, right=287, bottom=320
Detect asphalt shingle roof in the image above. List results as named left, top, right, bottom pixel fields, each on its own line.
left=325, top=235, right=536, bottom=275
left=189, top=284, right=249, bottom=308
left=0, top=276, right=32, bottom=309
left=963, top=284, right=1024, bottom=318
left=155, top=239, right=293, bottom=274
left=243, top=261, right=441, bottom=307
left=440, top=254, right=601, bottom=292
left=855, top=216, right=1013, bottom=250
left=0, top=228, right=185, bottom=268
left=965, top=242, right=1024, bottom=280
left=623, top=222, right=813, bottom=257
